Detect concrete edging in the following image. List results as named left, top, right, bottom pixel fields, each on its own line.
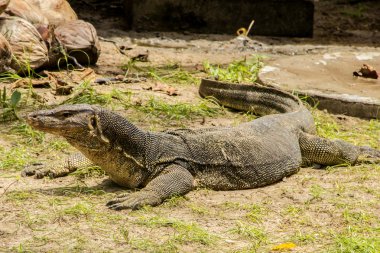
left=258, top=78, right=380, bottom=119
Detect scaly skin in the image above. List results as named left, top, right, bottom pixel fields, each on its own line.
left=22, top=79, right=380, bottom=210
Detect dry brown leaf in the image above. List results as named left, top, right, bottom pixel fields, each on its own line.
left=23, top=0, right=77, bottom=26
left=151, top=82, right=168, bottom=91
left=166, top=86, right=179, bottom=96
left=0, top=0, right=10, bottom=14
left=4, top=0, right=48, bottom=26
left=0, top=16, right=48, bottom=73
left=144, top=82, right=179, bottom=96
left=11, top=78, right=51, bottom=89
left=0, top=32, right=12, bottom=72
left=353, top=64, right=378, bottom=79
left=52, top=20, right=101, bottom=66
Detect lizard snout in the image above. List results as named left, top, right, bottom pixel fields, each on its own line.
left=26, top=112, right=42, bottom=127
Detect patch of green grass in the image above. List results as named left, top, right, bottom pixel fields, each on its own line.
left=291, top=230, right=318, bottom=245
left=136, top=216, right=217, bottom=245
left=0, top=145, right=33, bottom=170
left=204, top=56, right=263, bottom=83
left=365, top=119, right=380, bottom=149
left=63, top=81, right=132, bottom=106
left=230, top=221, right=267, bottom=250
left=244, top=204, right=265, bottom=223
left=129, top=238, right=178, bottom=253
left=284, top=205, right=302, bottom=217
left=313, top=110, right=380, bottom=149
left=222, top=201, right=242, bottom=209
left=11, top=123, right=45, bottom=144
left=6, top=190, right=37, bottom=202
left=230, top=221, right=267, bottom=241
left=162, top=195, right=188, bottom=207
left=313, top=111, right=341, bottom=139
left=12, top=243, right=33, bottom=253
left=44, top=185, right=107, bottom=198
left=48, top=140, right=70, bottom=151
left=342, top=209, right=373, bottom=226
left=136, top=96, right=223, bottom=121
left=188, top=203, right=210, bottom=215
left=71, top=166, right=106, bottom=179
left=0, top=71, right=22, bottom=82
left=330, top=235, right=380, bottom=253
left=123, top=60, right=199, bottom=86
left=0, top=87, right=22, bottom=121
left=149, top=67, right=199, bottom=85
left=60, top=202, right=94, bottom=219
left=305, top=184, right=326, bottom=204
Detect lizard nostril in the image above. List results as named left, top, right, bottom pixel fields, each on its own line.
left=27, top=114, right=38, bottom=122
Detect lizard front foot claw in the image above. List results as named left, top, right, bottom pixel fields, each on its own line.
left=21, top=163, right=51, bottom=179
left=106, top=191, right=161, bottom=210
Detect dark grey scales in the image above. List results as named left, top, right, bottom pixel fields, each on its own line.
left=22, top=79, right=380, bottom=210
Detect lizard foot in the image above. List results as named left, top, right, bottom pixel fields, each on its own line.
left=359, top=146, right=380, bottom=158
left=106, top=191, right=161, bottom=210
left=21, top=163, right=52, bottom=179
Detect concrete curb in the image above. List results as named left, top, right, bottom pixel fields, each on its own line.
left=258, top=78, right=380, bottom=119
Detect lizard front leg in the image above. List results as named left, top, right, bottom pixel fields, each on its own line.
left=107, top=164, right=194, bottom=210
left=21, top=153, right=95, bottom=178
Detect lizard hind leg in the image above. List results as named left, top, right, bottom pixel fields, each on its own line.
left=299, top=132, right=359, bottom=167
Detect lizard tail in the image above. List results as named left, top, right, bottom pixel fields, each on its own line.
left=199, top=79, right=303, bottom=116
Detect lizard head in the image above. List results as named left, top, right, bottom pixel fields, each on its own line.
left=27, top=104, right=109, bottom=144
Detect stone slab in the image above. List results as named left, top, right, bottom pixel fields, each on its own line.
left=124, top=0, right=314, bottom=37
left=259, top=51, right=380, bottom=119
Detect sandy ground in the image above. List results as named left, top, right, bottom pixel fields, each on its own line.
left=0, top=0, right=380, bottom=252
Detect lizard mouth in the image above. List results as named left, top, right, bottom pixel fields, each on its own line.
left=26, top=113, right=56, bottom=132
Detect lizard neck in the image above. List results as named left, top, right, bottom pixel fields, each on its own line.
left=98, top=109, right=147, bottom=159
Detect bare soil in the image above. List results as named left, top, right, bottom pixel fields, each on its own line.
left=0, top=1, right=379, bottom=252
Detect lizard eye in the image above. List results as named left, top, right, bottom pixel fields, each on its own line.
left=61, top=112, right=71, bottom=118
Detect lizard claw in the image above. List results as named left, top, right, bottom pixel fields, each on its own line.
left=21, top=163, right=50, bottom=178
left=106, top=191, right=161, bottom=210
left=106, top=192, right=131, bottom=206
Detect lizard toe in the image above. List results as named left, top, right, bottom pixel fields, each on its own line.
left=35, top=168, right=51, bottom=179
left=108, top=203, right=128, bottom=210
left=21, top=163, right=44, bottom=177
left=107, top=191, right=161, bottom=210
left=115, top=192, right=130, bottom=199
left=106, top=196, right=129, bottom=206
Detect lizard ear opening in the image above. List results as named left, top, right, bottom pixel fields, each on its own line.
left=90, top=116, right=97, bottom=129
left=88, top=115, right=109, bottom=143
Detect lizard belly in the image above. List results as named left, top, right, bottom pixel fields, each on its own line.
left=76, top=148, right=145, bottom=188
